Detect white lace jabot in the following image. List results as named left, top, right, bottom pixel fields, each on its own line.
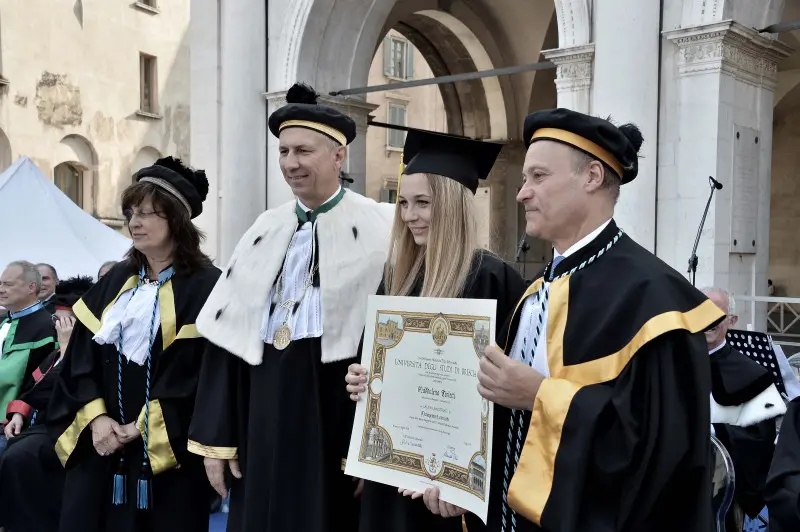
left=93, top=284, right=161, bottom=366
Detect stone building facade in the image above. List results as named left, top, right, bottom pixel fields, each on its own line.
left=0, top=0, right=190, bottom=231
left=191, top=0, right=800, bottom=331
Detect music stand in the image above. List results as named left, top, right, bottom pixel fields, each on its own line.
left=726, top=329, right=787, bottom=397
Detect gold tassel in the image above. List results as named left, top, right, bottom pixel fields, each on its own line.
left=396, top=153, right=404, bottom=205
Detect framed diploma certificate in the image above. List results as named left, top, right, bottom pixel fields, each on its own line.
left=345, top=295, right=496, bottom=523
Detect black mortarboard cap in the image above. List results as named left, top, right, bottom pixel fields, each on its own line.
left=268, top=83, right=357, bottom=146
left=133, top=156, right=209, bottom=219
left=54, top=275, right=95, bottom=309
left=401, top=130, right=503, bottom=194
left=523, top=108, right=644, bottom=184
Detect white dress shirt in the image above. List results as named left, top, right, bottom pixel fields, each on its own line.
left=260, top=187, right=342, bottom=345
left=510, top=219, right=612, bottom=377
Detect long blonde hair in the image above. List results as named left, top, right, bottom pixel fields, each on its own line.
left=384, top=173, right=479, bottom=298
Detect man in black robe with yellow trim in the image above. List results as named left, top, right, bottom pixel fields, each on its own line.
left=456, top=109, right=725, bottom=532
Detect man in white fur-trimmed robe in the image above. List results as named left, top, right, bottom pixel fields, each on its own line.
left=188, top=83, right=394, bottom=532
left=704, top=287, right=786, bottom=528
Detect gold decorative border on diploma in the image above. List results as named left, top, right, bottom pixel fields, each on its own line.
left=358, top=309, right=491, bottom=500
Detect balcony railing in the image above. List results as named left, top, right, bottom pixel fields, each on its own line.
left=735, top=295, right=800, bottom=349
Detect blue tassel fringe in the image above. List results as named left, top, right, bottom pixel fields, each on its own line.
left=112, top=472, right=127, bottom=505
left=137, top=477, right=152, bottom=510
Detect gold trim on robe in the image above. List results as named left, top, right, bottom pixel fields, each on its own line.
left=158, top=281, right=177, bottom=350
left=187, top=440, right=238, bottom=460
left=175, top=324, right=200, bottom=340
left=55, top=398, right=108, bottom=466
left=135, top=399, right=178, bottom=475
left=507, top=275, right=726, bottom=524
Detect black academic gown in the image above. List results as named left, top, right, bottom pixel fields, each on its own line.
left=466, top=220, right=724, bottom=532
left=46, top=260, right=221, bottom=532
left=0, top=305, right=57, bottom=415
left=710, top=342, right=778, bottom=522
left=189, top=241, right=362, bottom=532
left=358, top=251, right=527, bottom=532
left=0, top=349, right=64, bottom=532
left=765, top=397, right=800, bottom=531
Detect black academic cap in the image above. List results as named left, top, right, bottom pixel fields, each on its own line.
left=402, top=130, right=503, bottom=194
left=133, top=156, right=209, bottom=219
left=268, top=83, right=357, bottom=146
left=53, top=275, right=95, bottom=309
left=523, top=108, right=644, bottom=184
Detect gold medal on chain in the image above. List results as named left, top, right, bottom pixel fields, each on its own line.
left=273, top=323, right=292, bottom=351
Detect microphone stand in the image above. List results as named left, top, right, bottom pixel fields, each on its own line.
left=687, top=177, right=721, bottom=286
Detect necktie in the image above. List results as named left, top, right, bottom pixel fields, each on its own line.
left=549, top=255, right=564, bottom=281
left=296, top=209, right=316, bottom=224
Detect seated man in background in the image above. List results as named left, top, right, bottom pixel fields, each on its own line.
left=0, top=260, right=57, bottom=457
left=704, top=287, right=785, bottom=529
left=0, top=276, right=94, bottom=532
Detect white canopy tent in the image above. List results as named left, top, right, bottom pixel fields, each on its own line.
left=0, top=157, right=131, bottom=280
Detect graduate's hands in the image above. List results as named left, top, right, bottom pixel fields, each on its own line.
left=90, top=414, right=123, bottom=456
left=113, top=421, right=141, bottom=445
left=478, top=345, right=544, bottom=411
left=345, top=364, right=368, bottom=401
left=398, top=487, right=467, bottom=518
left=204, top=457, right=242, bottom=499
left=4, top=413, right=24, bottom=439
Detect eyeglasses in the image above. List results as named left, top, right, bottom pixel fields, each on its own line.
left=123, top=209, right=163, bottom=222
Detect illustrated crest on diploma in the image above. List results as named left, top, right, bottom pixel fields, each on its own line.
left=346, top=295, right=496, bottom=522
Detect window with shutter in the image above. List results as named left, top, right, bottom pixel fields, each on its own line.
left=383, top=37, right=393, bottom=77
left=386, top=104, right=407, bottom=148
left=384, top=37, right=411, bottom=79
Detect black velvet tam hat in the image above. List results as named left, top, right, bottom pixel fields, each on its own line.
left=268, top=83, right=357, bottom=146
left=133, top=156, right=209, bottom=219
left=523, top=108, right=644, bottom=184
left=53, top=275, right=95, bottom=310
left=401, top=129, right=503, bottom=194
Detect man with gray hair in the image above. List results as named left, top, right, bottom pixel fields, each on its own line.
left=703, top=286, right=785, bottom=528
left=0, top=260, right=57, bottom=456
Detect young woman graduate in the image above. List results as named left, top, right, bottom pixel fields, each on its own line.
left=46, top=157, right=221, bottom=532
left=0, top=275, right=93, bottom=532
left=345, top=129, right=528, bottom=532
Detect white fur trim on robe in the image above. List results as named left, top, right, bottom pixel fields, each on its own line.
left=710, top=383, right=787, bottom=427
left=196, top=190, right=395, bottom=365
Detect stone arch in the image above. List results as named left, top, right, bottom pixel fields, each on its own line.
left=130, top=146, right=162, bottom=178
left=278, top=0, right=590, bottom=93
left=0, top=127, right=11, bottom=172
left=53, top=134, right=97, bottom=212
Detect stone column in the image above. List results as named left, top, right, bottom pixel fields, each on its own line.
left=541, top=44, right=595, bottom=114
left=662, top=21, right=791, bottom=329
left=592, top=0, right=661, bottom=252
left=264, top=91, right=378, bottom=208
left=190, top=0, right=267, bottom=265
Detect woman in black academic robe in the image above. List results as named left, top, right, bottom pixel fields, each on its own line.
left=345, top=130, right=527, bottom=532
left=46, top=157, right=220, bottom=532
